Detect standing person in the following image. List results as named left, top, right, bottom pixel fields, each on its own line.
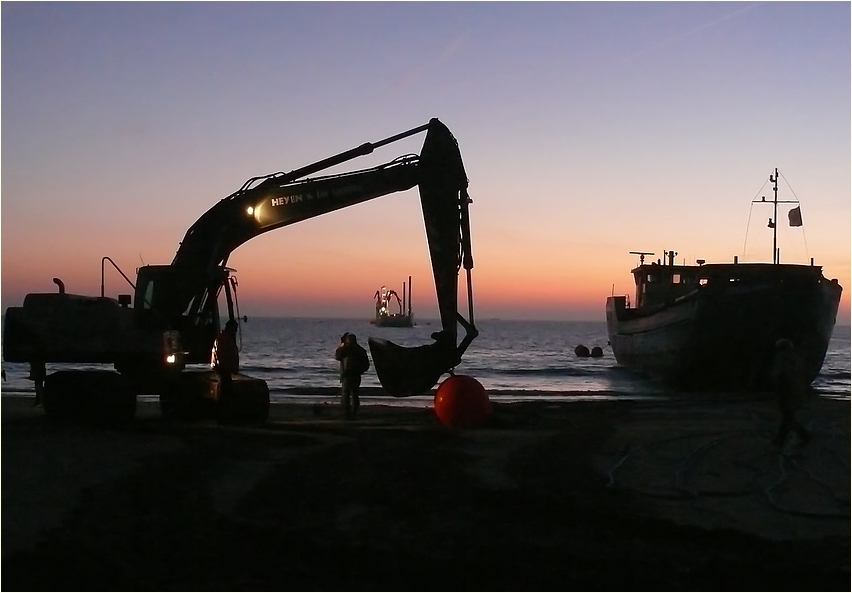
left=770, top=338, right=811, bottom=447
left=335, top=332, right=370, bottom=419
left=28, top=360, right=46, bottom=408
left=214, top=320, right=240, bottom=394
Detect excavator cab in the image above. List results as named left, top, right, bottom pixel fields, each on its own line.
left=133, top=264, right=242, bottom=366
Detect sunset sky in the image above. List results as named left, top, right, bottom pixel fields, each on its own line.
left=2, top=2, right=850, bottom=323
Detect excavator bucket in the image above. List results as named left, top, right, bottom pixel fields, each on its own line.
left=368, top=334, right=460, bottom=397
left=370, top=119, right=472, bottom=396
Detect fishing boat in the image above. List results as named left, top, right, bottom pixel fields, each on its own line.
left=373, top=276, right=415, bottom=327
left=605, top=168, right=843, bottom=391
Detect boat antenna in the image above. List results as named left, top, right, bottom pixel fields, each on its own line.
left=751, top=168, right=797, bottom=264
left=629, top=251, right=654, bottom=265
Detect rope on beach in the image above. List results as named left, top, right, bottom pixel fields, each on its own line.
left=789, top=452, right=852, bottom=510
left=610, top=481, right=698, bottom=500
left=763, top=405, right=849, bottom=514
left=607, top=432, right=761, bottom=499
left=610, top=431, right=786, bottom=500
left=606, top=444, right=634, bottom=488
left=763, top=451, right=790, bottom=500
left=673, top=432, right=786, bottom=498
left=818, top=414, right=850, bottom=470
left=629, top=429, right=733, bottom=448
left=607, top=444, right=709, bottom=498
left=608, top=421, right=850, bottom=511
left=762, top=452, right=850, bottom=519
left=674, top=437, right=724, bottom=496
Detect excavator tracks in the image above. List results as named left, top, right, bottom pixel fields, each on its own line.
left=160, top=371, right=270, bottom=426
left=43, top=370, right=137, bottom=424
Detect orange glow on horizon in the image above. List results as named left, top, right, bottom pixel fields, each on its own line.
left=4, top=234, right=849, bottom=325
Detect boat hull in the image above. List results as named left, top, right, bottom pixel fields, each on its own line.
left=606, top=267, right=842, bottom=391
left=374, top=314, right=414, bottom=328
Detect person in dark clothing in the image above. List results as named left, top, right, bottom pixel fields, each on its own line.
left=28, top=360, right=46, bottom=407
left=214, top=320, right=240, bottom=393
left=334, top=332, right=370, bottom=419
left=770, top=338, right=811, bottom=447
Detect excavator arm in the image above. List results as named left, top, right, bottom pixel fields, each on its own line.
left=161, top=118, right=477, bottom=395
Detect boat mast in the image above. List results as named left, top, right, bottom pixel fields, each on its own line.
left=771, top=168, right=779, bottom=264
left=753, top=167, right=796, bottom=265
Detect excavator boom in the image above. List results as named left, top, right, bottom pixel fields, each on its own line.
left=173, top=157, right=419, bottom=270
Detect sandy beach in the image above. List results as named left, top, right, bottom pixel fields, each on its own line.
left=2, top=392, right=849, bottom=590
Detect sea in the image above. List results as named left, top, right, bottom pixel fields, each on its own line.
left=1, top=318, right=849, bottom=406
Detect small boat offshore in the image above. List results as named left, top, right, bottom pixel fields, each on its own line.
left=373, top=276, right=414, bottom=328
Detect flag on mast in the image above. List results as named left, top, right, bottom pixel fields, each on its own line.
left=788, top=206, right=803, bottom=227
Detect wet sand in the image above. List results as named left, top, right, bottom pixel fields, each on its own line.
left=2, top=393, right=849, bottom=590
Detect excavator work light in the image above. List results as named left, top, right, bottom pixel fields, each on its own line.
left=162, top=331, right=180, bottom=365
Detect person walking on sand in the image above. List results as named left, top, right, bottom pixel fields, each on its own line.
left=335, top=332, right=370, bottom=419
left=770, top=338, right=811, bottom=447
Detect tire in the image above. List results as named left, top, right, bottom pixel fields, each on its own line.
left=43, top=370, right=136, bottom=424
left=255, top=390, right=270, bottom=425
left=216, top=381, right=269, bottom=426
left=160, top=381, right=203, bottom=422
left=101, top=375, right=136, bottom=424
left=42, top=372, right=77, bottom=420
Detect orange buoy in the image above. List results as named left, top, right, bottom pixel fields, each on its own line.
left=433, top=374, right=491, bottom=428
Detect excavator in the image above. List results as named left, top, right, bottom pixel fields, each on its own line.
left=2, top=118, right=478, bottom=424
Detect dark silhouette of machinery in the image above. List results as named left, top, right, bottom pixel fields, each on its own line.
left=3, top=119, right=478, bottom=423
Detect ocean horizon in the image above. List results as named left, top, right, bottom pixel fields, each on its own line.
left=2, top=318, right=849, bottom=406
